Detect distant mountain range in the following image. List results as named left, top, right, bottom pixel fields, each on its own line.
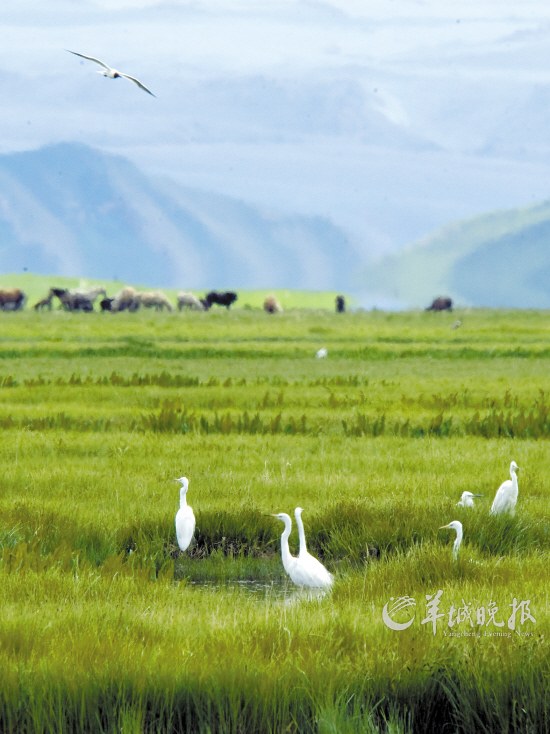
left=361, top=202, right=550, bottom=309
left=1, top=142, right=549, bottom=308
left=0, top=143, right=358, bottom=291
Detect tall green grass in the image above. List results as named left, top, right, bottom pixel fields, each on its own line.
left=0, top=308, right=548, bottom=732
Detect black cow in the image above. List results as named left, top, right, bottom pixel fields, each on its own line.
left=426, top=296, right=453, bottom=312
left=335, top=295, right=346, bottom=313
left=100, top=297, right=114, bottom=312
left=204, top=291, right=238, bottom=309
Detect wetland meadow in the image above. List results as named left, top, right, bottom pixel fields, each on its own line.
left=0, top=303, right=548, bottom=733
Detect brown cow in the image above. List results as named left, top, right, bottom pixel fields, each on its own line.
left=0, top=288, right=26, bottom=311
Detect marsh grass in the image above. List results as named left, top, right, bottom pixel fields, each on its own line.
left=0, top=308, right=548, bottom=731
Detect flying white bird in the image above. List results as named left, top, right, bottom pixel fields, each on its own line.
left=272, top=511, right=333, bottom=589
left=457, top=491, right=483, bottom=508
left=66, top=50, right=156, bottom=96
left=490, top=461, right=520, bottom=516
left=439, top=520, right=463, bottom=561
left=175, top=476, right=195, bottom=552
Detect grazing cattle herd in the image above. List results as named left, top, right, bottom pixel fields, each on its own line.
left=0, top=286, right=455, bottom=314
left=0, top=286, right=240, bottom=314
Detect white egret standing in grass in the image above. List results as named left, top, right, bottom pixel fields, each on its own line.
left=175, top=476, right=195, bottom=552
left=66, top=50, right=156, bottom=96
left=490, top=461, right=520, bottom=516
left=457, top=491, right=483, bottom=508
left=272, top=512, right=333, bottom=589
left=439, top=520, right=463, bottom=560
left=294, top=507, right=334, bottom=588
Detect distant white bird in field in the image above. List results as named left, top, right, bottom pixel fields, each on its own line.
left=66, top=50, right=156, bottom=96
left=272, top=512, right=333, bottom=589
left=175, top=476, right=195, bottom=552
left=451, top=319, right=462, bottom=330
left=439, top=520, right=463, bottom=561
left=316, top=348, right=328, bottom=359
left=490, top=461, right=520, bottom=516
left=457, top=491, right=483, bottom=508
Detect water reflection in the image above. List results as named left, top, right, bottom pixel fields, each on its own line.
left=188, top=578, right=287, bottom=601
left=283, top=586, right=331, bottom=605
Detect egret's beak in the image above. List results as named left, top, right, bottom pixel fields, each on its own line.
left=473, top=494, right=484, bottom=498
left=439, top=524, right=450, bottom=530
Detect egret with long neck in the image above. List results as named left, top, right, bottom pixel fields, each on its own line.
left=272, top=510, right=333, bottom=589
left=294, top=506, right=333, bottom=587
left=272, top=513, right=296, bottom=581
left=439, top=520, right=463, bottom=561
left=175, top=476, right=195, bottom=552
left=490, top=461, right=520, bottom=516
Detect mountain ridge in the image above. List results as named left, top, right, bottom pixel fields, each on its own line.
left=0, top=142, right=358, bottom=290
left=2, top=142, right=549, bottom=308
left=361, top=201, right=550, bottom=308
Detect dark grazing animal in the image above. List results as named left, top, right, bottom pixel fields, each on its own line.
left=426, top=296, right=453, bottom=312
left=33, top=290, right=54, bottom=311
left=205, top=291, right=238, bottom=310
left=100, top=297, right=114, bottom=312
left=0, top=288, right=26, bottom=311
left=335, top=295, right=346, bottom=313
left=70, top=286, right=106, bottom=305
left=51, top=288, right=94, bottom=312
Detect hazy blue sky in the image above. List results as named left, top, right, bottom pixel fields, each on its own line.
left=3, top=1, right=550, bottom=259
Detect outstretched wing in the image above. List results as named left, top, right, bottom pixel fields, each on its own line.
left=120, top=73, right=156, bottom=97
left=66, top=49, right=112, bottom=71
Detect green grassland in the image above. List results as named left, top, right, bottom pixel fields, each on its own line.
left=0, top=305, right=548, bottom=733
